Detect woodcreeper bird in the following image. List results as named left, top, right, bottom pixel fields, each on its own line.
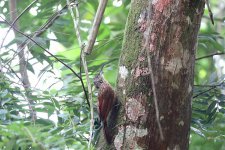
left=93, top=71, right=117, bottom=143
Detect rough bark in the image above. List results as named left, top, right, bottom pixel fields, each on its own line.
left=97, top=0, right=205, bottom=149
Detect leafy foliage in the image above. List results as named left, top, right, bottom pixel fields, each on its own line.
left=191, top=1, right=225, bottom=148
left=0, top=0, right=225, bottom=149
left=0, top=0, right=128, bottom=149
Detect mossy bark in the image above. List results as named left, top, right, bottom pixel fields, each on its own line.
left=97, top=0, right=205, bottom=149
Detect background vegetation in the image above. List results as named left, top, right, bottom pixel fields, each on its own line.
left=0, top=0, right=224, bottom=149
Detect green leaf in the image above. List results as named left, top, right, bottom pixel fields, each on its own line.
left=219, top=108, right=225, bottom=114
left=1, top=97, right=12, bottom=106
left=207, top=101, right=217, bottom=114
left=191, top=127, right=205, bottom=137
left=35, top=119, right=54, bottom=126
left=0, top=89, right=8, bottom=97
left=0, top=109, right=8, bottom=120
left=27, top=62, right=35, bottom=74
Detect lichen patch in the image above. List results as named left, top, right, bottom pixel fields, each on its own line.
left=165, top=58, right=182, bottom=74
left=153, top=0, right=172, bottom=12
left=171, top=82, right=179, bottom=89
left=182, top=49, right=190, bottom=67
left=118, top=66, right=129, bottom=87
left=114, top=126, right=124, bottom=150
left=138, top=56, right=145, bottom=62
left=173, top=145, right=181, bottom=150
left=188, top=84, right=192, bottom=93
left=152, top=0, right=159, bottom=5
left=114, top=125, right=148, bottom=150
left=126, top=98, right=145, bottom=122
left=160, top=115, right=164, bottom=121
left=119, top=66, right=129, bottom=79
left=134, top=66, right=150, bottom=78
left=138, top=9, right=148, bottom=32
left=178, top=120, right=184, bottom=126
left=136, top=128, right=148, bottom=138
left=186, top=16, right=192, bottom=25
left=123, top=90, right=126, bottom=95
left=161, top=57, right=165, bottom=64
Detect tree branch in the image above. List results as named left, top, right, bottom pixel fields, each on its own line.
left=84, top=0, right=108, bottom=54
left=205, top=0, right=214, bottom=25
left=196, top=52, right=225, bottom=61
left=193, top=81, right=224, bottom=98
left=66, top=0, right=94, bottom=148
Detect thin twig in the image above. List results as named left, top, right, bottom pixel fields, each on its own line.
left=84, top=0, right=108, bottom=54
left=146, top=51, right=164, bottom=140
left=1, top=17, right=90, bottom=107
left=194, top=84, right=220, bottom=87
left=145, top=1, right=164, bottom=140
left=66, top=0, right=94, bottom=148
left=202, top=16, right=224, bottom=23
left=82, top=49, right=94, bottom=149
left=193, top=81, right=224, bottom=98
left=205, top=0, right=214, bottom=25
left=24, top=127, right=46, bottom=149
left=34, top=65, right=51, bottom=88
left=196, top=52, right=225, bottom=60
left=0, top=21, right=7, bottom=24
left=32, top=1, right=75, bottom=37
left=0, top=57, right=21, bottom=82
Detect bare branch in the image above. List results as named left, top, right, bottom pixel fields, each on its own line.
left=0, top=57, right=21, bottom=81
left=84, top=0, right=108, bottom=54
left=193, top=81, right=224, bottom=98
left=0, top=21, right=7, bottom=24
left=205, top=0, right=214, bottom=25
left=202, top=16, right=224, bottom=23
left=196, top=52, right=225, bottom=61
left=66, top=0, right=94, bottom=148
left=194, top=84, right=220, bottom=87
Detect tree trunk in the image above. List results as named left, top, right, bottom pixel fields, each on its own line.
left=97, top=0, right=205, bottom=149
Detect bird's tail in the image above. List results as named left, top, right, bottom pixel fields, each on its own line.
left=103, top=121, right=112, bottom=144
